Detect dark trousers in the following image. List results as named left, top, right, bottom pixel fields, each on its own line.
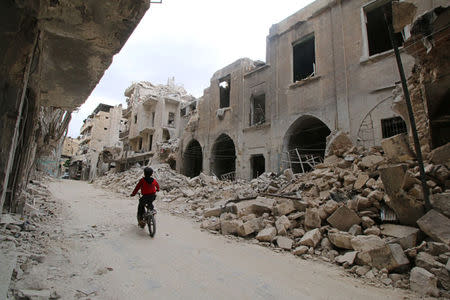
left=137, top=194, right=156, bottom=221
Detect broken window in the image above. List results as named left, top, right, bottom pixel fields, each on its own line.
left=149, top=135, right=153, bottom=151
left=364, top=0, right=404, bottom=56
left=190, top=102, right=197, bottom=111
left=293, top=35, right=315, bottom=82
left=134, top=115, right=137, bottom=124
left=180, top=107, right=186, bottom=117
left=138, top=137, right=143, bottom=151
left=162, top=128, right=170, bottom=141
left=251, top=155, right=265, bottom=179
left=250, top=94, right=266, bottom=126
left=152, top=112, right=155, bottom=127
left=219, top=75, right=231, bottom=108
left=381, top=116, right=407, bottom=138
left=168, top=112, right=175, bottom=127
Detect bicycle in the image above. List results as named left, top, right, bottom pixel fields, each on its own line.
left=142, top=203, right=156, bottom=237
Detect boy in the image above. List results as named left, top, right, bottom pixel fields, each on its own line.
left=130, top=167, right=160, bottom=228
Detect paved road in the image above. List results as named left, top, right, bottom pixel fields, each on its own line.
left=41, top=180, right=415, bottom=299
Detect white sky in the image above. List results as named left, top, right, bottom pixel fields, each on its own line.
left=67, top=0, right=315, bottom=137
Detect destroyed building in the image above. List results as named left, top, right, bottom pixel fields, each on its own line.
left=116, top=79, right=195, bottom=171
left=178, top=0, right=448, bottom=181
left=70, top=104, right=126, bottom=180
left=0, top=0, right=150, bottom=212
left=60, top=136, right=80, bottom=175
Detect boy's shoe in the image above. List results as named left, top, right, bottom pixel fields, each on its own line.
left=138, top=220, right=146, bottom=228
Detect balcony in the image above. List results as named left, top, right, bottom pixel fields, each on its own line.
left=80, top=119, right=93, bottom=134
left=142, top=95, right=158, bottom=108
left=122, top=107, right=132, bottom=118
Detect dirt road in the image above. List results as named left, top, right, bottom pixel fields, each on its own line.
left=32, top=180, right=417, bottom=299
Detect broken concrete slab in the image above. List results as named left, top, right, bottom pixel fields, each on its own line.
left=272, top=200, right=295, bottom=216
left=351, top=235, right=385, bottom=252
left=417, top=209, right=450, bottom=245
left=380, top=224, right=420, bottom=249
left=292, top=246, right=309, bottom=256
left=360, top=155, right=384, bottom=169
left=328, top=231, right=354, bottom=249
left=327, top=206, right=361, bottom=231
left=325, top=131, right=353, bottom=157
left=275, top=215, right=291, bottom=236
left=381, top=133, right=415, bottom=163
left=431, top=192, right=450, bottom=218
left=379, top=164, right=407, bottom=196
left=335, top=251, right=358, bottom=265
left=299, top=228, right=322, bottom=248
left=220, top=219, right=243, bottom=235
left=256, top=227, right=277, bottom=242
left=410, top=267, right=440, bottom=297
left=276, top=236, right=293, bottom=250
left=304, top=208, right=321, bottom=229
left=0, top=241, right=17, bottom=300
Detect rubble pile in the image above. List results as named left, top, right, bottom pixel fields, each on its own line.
left=0, top=173, right=62, bottom=299
left=95, top=134, right=450, bottom=297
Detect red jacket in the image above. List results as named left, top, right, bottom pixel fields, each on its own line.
left=131, top=178, right=160, bottom=196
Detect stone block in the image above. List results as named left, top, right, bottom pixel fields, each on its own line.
left=292, top=246, right=309, bottom=256
left=360, top=155, right=384, bottom=169
left=430, top=142, right=450, bottom=165
left=335, top=251, right=358, bottom=265
left=381, top=133, right=415, bottom=162
left=367, top=243, right=410, bottom=271
left=237, top=222, right=255, bottom=237
left=275, top=215, right=291, bottom=236
left=431, top=193, right=450, bottom=218
left=417, top=209, right=450, bottom=245
left=379, top=164, right=407, bottom=196
left=221, top=219, right=243, bottom=235
left=328, top=231, right=354, bottom=249
left=364, top=227, right=381, bottom=236
left=327, top=206, right=361, bottom=231
left=283, top=168, right=294, bottom=181
left=410, top=267, right=440, bottom=297
left=348, top=224, right=362, bottom=236
left=323, top=200, right=338, bottom=215
left=291, top=228, right=305, bottom=238
left=272, top=200, right=295, bottom=216
left=325, top=131, right=353, bottom=157
left=354, top=173, right=369, bottom=190
left=416, top=252, right=445, bottom=271
left=299, top=228, right=322, bottom=247
left=351, top=235, right=385, bottom=252
left=203, top=207, right=223, bottom=218
left=292, top=200, right=308, bottom=212
left=256, top=227, right=277, bottom=242
left=305, top=208, right=321, bottom=229
left=380, top=224, right=419, bottom=249
left=276, top=236, right=293, bottom=250
left=235, top=197, right=275, bottom=217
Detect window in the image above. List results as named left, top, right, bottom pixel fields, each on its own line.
left=364, top=0, right=404, bottom=56
left=180, top=107, right=187, bottom=117
left=149, top=135, right=153, bottom=151
left=134, top=115, right=137, bottom=124
left=381, top=116, right=407, bottom=138
left=104, top=128, right=107, bottom=131
left=138, top=137, right=143, bottom=150
left=293, top=35, right=315, bottom=82
left=152, top=112, right=155, bottom=127
left=168, top=112, right=175, bottom=127
left=250, top=94, right=266, bottom=126
left=251, top=155, right=265, bottom=179
left=105, top=116, right=109, bottom=119
left=219, top=75, right=231, bottom=108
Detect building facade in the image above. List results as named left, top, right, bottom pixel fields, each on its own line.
left=179, top=0, right=447, bottom=180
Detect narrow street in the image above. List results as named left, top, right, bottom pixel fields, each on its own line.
left=31, top=180, right=417, bottom=299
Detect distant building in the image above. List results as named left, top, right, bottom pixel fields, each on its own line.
left=70, top=104, right=126, bottom=180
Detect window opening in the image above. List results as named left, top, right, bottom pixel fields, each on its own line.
left=152, top=112, right=155, bottom=127
left=381, top=116, right=407, bottom=138
left=162, top=129, right=170, bottom=141
left=365, top=0, right=403, bottom=56
left=250, top=94, right=266, bottom=126
left=180, top=107, right=186, bottom=117
left=219, top=75, right=231, bottom=108
left=293, top=35, right=315, bottom=82
left=251, top=155, right=265, bottom=179
left=168, top=112, right=175, bottom=127
left=138, top=137, right=143, bottom=151
left=183, top=139, right=203, bottom=178
left=104, top=128, right=107, bottom=130
left=149, top=135, right=153, bottom=151
left=134, top=115, right=137, bottom=124
left=211, top=134, right=236, bottom=181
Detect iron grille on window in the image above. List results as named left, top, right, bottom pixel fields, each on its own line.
left=381, top=116, right=407, bottom=138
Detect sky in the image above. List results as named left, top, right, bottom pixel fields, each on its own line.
left=67, top=0, right=315, bottom=137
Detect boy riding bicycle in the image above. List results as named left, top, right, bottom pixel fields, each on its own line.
left=130, top=167, right=160, bottom=228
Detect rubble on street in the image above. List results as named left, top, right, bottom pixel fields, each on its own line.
left=0, top=174, right=62, bottom=299
left=96, top=137, right=450, bottom=296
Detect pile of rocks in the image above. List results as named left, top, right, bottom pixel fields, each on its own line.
left=95, top=134, right=450, bottom=297
left=0, top=174, right=61, bottom=299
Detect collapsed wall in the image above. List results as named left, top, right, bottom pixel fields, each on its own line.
left=0, top=0, right=149, bottom=212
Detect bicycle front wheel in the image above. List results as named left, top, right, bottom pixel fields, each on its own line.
left=147, top=214, right=156, bottom=237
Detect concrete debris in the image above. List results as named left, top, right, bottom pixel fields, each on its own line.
left=417, top=210, right=450, bottom=245
left=381, top=133, right=415, bottom=163
left=90, top=131, right=449, bottom=295
left=431, top=192, right=450, bottom=218
left=410, top=267, right=440, bottom=297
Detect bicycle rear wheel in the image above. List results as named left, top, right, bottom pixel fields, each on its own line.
left=147, top=214, right=156, bottom=237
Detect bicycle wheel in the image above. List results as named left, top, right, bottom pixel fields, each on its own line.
left=147, top=214, right=156, bottom=237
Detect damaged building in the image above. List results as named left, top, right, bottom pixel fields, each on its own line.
left=0, top=0, right=150, bottom=212
left=116, top=79, right=195, bottom=171
left=70, top=104, right=126, bottom=180
left=178, top=0, right=448, bottom=180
